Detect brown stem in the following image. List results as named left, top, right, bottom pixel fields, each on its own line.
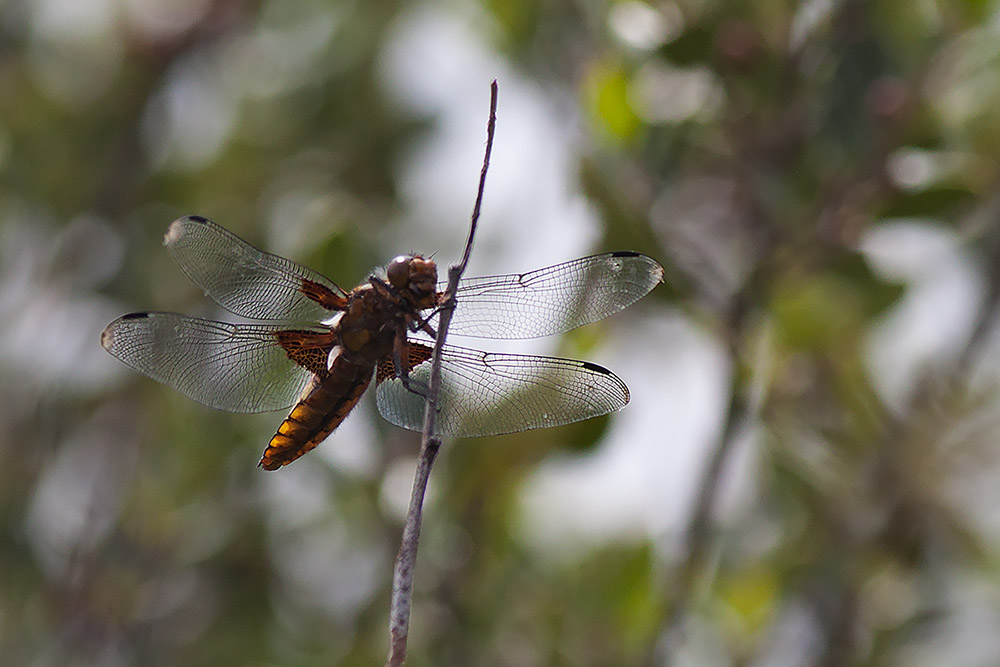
left=385, top=79, right=498, bottom=667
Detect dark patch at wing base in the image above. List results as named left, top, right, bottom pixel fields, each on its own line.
left=301, top=278, right=349, bottom=311
left=376, top=340, right=435, bottom=384
left=276, top=329, right=336, bottom=375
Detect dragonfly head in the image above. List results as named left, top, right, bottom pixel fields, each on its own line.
left=387, top=255, right=438, bottom=308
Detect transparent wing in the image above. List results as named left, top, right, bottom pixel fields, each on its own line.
left=440, top=252, right=663, bottom=339
left=164, top=215, right=345, bottom=322
left=101, top=312, right=318, bottom=413
left=376, top=343, right=629, bottom=437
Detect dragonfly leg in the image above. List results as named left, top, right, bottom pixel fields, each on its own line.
left=393, top=334, right=430, bottom=398
left=400, top=374, right=429, bottom=398
left=371, top=275, right=438, bottom=338
left=407, top=314, right=437, bottom=338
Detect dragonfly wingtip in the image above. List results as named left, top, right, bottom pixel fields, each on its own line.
left=164, top=219, right=185, bottom=247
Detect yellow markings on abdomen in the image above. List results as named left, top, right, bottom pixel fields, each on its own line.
left=289, top=405, right=312, bottom=422
left=259, top=356, right=374, bottom=470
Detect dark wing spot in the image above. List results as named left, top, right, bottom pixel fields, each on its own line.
left=581, top=361, right=612, bottom=374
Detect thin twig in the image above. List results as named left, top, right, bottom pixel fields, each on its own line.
left=386, top=79, right=498, bottom=667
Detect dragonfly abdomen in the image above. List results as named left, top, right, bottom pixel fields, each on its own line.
left=259, top=352, right=373, bottom=470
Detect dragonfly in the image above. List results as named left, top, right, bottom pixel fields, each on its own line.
left=101, top=216, right=663, bottom=470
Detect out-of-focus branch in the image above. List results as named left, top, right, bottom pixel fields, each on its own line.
left=955, top=193, right=1000, bottom=379
left=385, top=79, right=498, bottom=667
left=653, top=353, right=751, bottom=665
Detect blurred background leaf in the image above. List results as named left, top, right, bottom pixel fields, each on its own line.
left=4, top=0, right=1000, bottom=665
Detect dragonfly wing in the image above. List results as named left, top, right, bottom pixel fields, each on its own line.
left=442, top=252, right=663, bottom=339
left=101, top=312, right=319, bottom=413
left=164, top=215, right=346, bottom=322
left=375, top=342, right=629, bottom=437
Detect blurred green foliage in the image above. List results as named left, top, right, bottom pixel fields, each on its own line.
left=4, top=0, right=1000, bottom=665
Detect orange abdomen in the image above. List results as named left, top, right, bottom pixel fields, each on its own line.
left=259, top=355, right=373, bottom=470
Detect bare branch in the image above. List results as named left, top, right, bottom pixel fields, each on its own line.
left=456, top=80, right=498, bottom=276
left=386, top=79, right=498, bottom=667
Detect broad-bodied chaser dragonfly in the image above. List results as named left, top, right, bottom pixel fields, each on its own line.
left=102, top=216, right=663, bottom=469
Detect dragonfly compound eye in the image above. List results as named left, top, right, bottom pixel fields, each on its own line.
left=387, top=256, right=412, bottom=289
